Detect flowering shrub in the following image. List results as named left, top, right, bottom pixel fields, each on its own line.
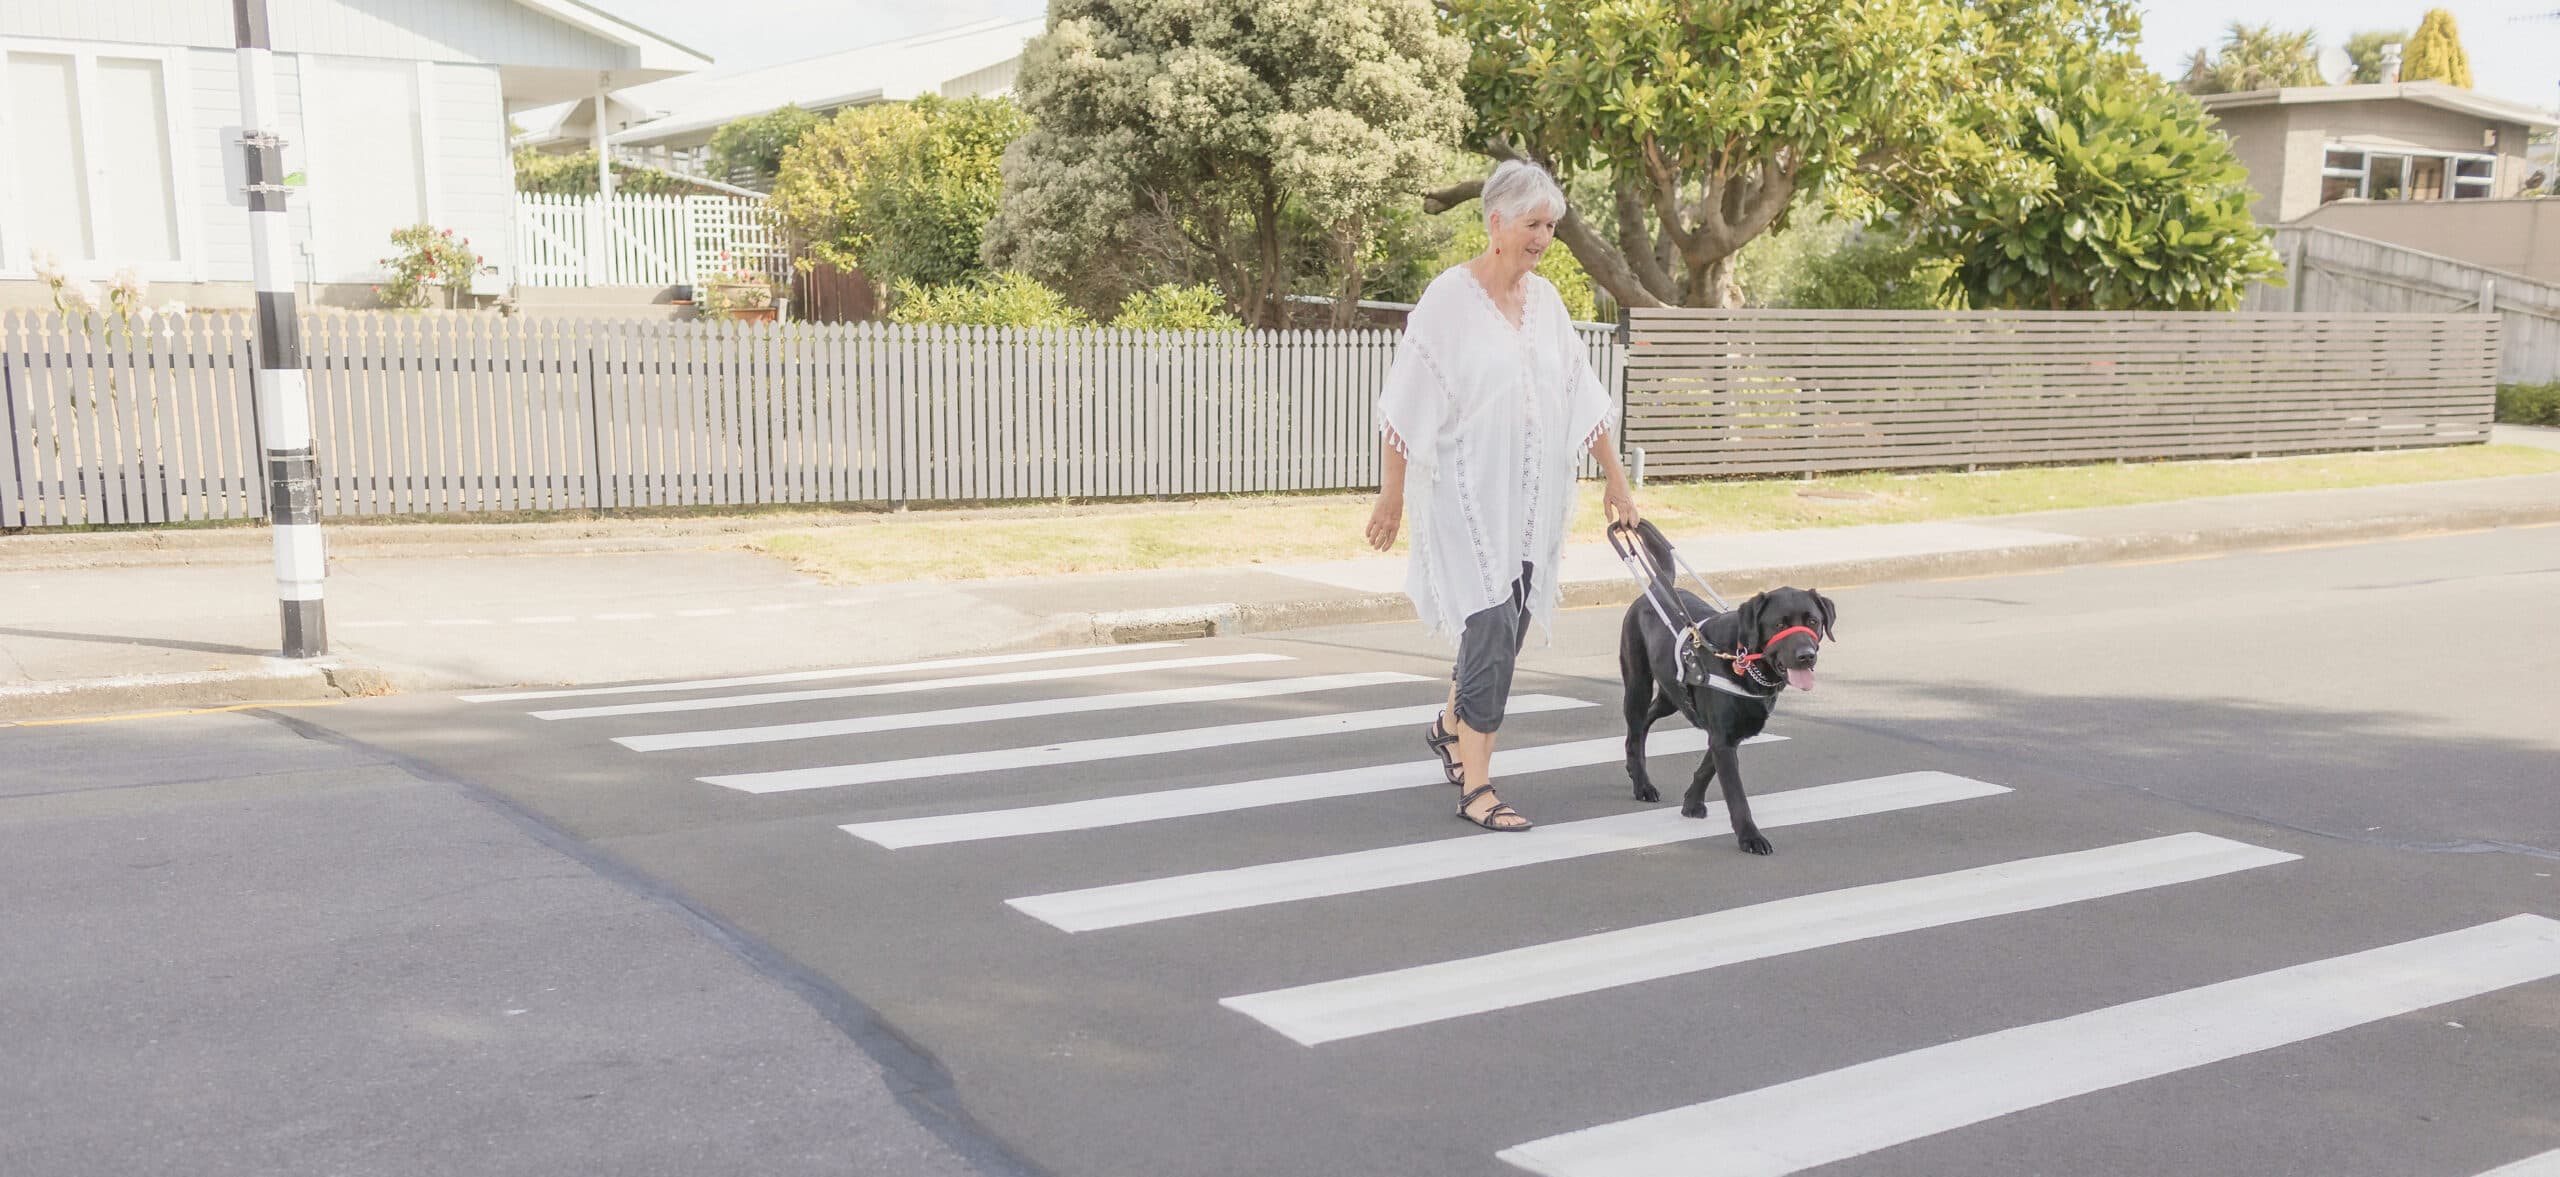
left=376, top=225, right=481, bottom=309
left=696, top=252, right=778, bottom=318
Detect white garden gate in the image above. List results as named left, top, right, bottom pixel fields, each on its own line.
left=512, top=194, right=786, bottom=288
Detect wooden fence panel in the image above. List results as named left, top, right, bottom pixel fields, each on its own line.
left=1623, top=309, right=2498, bottom=479
left=2248, top=226, right=2559, bottom=385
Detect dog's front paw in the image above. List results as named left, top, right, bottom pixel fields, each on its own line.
left=1631, top=779, right=1659, bottom=804
left=1679, top=800, right=1708, bottom=819
left=1735, top=831, right=1774, bottom=856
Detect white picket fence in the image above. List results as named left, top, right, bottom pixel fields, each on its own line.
left=514, top=193, right=788, bottom=288
left=0, top=311, right=1623, bottom=528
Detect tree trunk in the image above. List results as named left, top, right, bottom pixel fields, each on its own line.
left=1330, top=227, right=1364, bottom=330
left=1681, top=253, right=1741, bottom=308
left=1557, top=207, right=1666, bottom=310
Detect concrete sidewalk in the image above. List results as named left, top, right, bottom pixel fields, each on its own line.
left=7, top=459, right=2560, bottom=719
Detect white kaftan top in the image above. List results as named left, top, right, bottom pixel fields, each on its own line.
left=1377, top=266, right=1615, bottom=646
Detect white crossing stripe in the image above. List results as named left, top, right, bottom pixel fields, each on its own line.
left=541, top=653, right=1294, bottom=722
left=703, top=696, right=1593, bottom=794
left=1225, top=833, right=2298, bottom=1046
left=458, top=642, right=1186, bottom=703
left=1497, top=914, right=2560, bottom=1177
left=844, top=730, right=1787, bottom=849
left=1009, top=771, right=2009, bottom=933
left=2475, top=1149, right=2560, bottom=1177
left=619, top=671, right=1428, bottom=751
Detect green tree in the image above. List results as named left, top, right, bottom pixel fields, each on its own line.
left=707, top=104, right=823, bottom=187
left=1932, top=53, right=2280, bottom=310
left=983, top=0, right=1470, bottom=328
left=2178, top=22, right=2325, bottom=95
left=2400, top=9, right=2474, bottom=88
left=2344, top=29, right=2408, bottom=84
left=769, top=96, right=1030, bottom=293
left=1435, top=0, right=2139, bottom=309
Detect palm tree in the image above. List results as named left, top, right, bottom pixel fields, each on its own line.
left=2180, top=22, right=2326, bottom=95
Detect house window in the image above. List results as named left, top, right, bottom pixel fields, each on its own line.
left=0, top=46, right=192, bottom=276
left=2454, top=156, right=2495, bottom=199
left=2318, top=141, right=2498, bottom=205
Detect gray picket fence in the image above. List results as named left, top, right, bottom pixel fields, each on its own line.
left=0, top=311, right=1623, bottom=528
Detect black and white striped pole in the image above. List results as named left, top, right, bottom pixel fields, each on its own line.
left=233, top=0, right=325, bottom=657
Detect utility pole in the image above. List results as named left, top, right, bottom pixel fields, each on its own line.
left=232, top=0, right=326, bottom=657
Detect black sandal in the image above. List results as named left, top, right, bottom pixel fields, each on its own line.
left=1423, top=714, right=1465, bottom=787
left=1456, top=784, right=1533, bottom=832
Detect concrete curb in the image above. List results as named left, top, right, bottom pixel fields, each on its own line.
left=0, top=660, right=394, bottom=723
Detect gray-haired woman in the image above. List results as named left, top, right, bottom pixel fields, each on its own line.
left=1365, top=159, right=1640, bottom=832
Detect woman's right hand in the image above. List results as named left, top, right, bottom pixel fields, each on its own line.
left=1365, top=494, right=1402, bottom=552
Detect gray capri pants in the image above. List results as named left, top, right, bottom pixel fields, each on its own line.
left=1452, top=562, right=1536, bottom=733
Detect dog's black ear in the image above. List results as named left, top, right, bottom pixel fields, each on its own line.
left=1737, top=592, right=1769, bottom=644
left=1813, top=590, right=1838, bottom=641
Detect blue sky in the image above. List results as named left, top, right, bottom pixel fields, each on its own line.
left=606, top=0, right=2560, bottom=111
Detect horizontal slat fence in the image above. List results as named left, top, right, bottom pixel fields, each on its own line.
left=5, top=311, right=1617, bottom=528
left=1623, top=309, right=2499, bottom=479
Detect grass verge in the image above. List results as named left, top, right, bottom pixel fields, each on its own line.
left=750, top=444, right=2560, bottom=585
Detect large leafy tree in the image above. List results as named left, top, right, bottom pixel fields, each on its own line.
left=1433, top=0, right=2137, bottom=309
left=769, top=96, right=1029, bottom=292
left=2178, top=22, right=2324, bottom=95
left=982, top=0, right=1470, bottom=327
left=1932, top=52, right=2280, bottom=310
left=2400, top=9, right=2474, bottom=88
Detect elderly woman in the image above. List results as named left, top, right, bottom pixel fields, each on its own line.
left=1365, top=159, right=1639, bottom=832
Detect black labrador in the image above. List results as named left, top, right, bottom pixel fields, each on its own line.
left=1616, top=521, right=1836, bottom=855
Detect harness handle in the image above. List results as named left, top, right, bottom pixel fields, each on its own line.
left=1607, top=522, right=1707, bottom=682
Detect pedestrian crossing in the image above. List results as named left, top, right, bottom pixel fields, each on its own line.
left=465, top=639, right=2560, bottom=1176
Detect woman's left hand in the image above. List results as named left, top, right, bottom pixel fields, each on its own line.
left=1603, top=477, right=1639, bottom=528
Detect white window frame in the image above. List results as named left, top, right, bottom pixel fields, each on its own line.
left=0, top=38, right=207, bottom=283
left=296, top=54, right=442, bottom=284
left=2319, top=140, right=2499, bottom=204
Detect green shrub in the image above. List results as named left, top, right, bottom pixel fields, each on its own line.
left=375, top=225, right=481, bottom=309
left=1736, top=217, right=1954, bottom=310
left=707, top=105, right=822, bottom=187
left=887, top=271, right=1089, bottom=328
left=1111, top=284, right=1245, bottom=331
left=511, top=148, right=696, bottom=196
left=2497, top=382, right=2560, bottom=426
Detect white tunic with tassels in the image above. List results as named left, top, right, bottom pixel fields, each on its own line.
left=1376, top=266, right=1615, bottom=646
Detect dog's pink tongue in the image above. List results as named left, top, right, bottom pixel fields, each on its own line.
left=1787, top=667, right=1817, bottom=691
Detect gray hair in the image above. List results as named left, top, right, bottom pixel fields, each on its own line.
left=1482, top=159, right=1566, bottom=229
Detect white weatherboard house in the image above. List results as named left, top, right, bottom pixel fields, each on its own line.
left=0, top=0, right=707, bottom=309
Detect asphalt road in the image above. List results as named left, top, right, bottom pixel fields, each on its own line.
left=11, top=523, right=2559, bottom=1177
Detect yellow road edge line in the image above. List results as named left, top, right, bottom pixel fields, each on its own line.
left=5, top=698, right=351, bottom=728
